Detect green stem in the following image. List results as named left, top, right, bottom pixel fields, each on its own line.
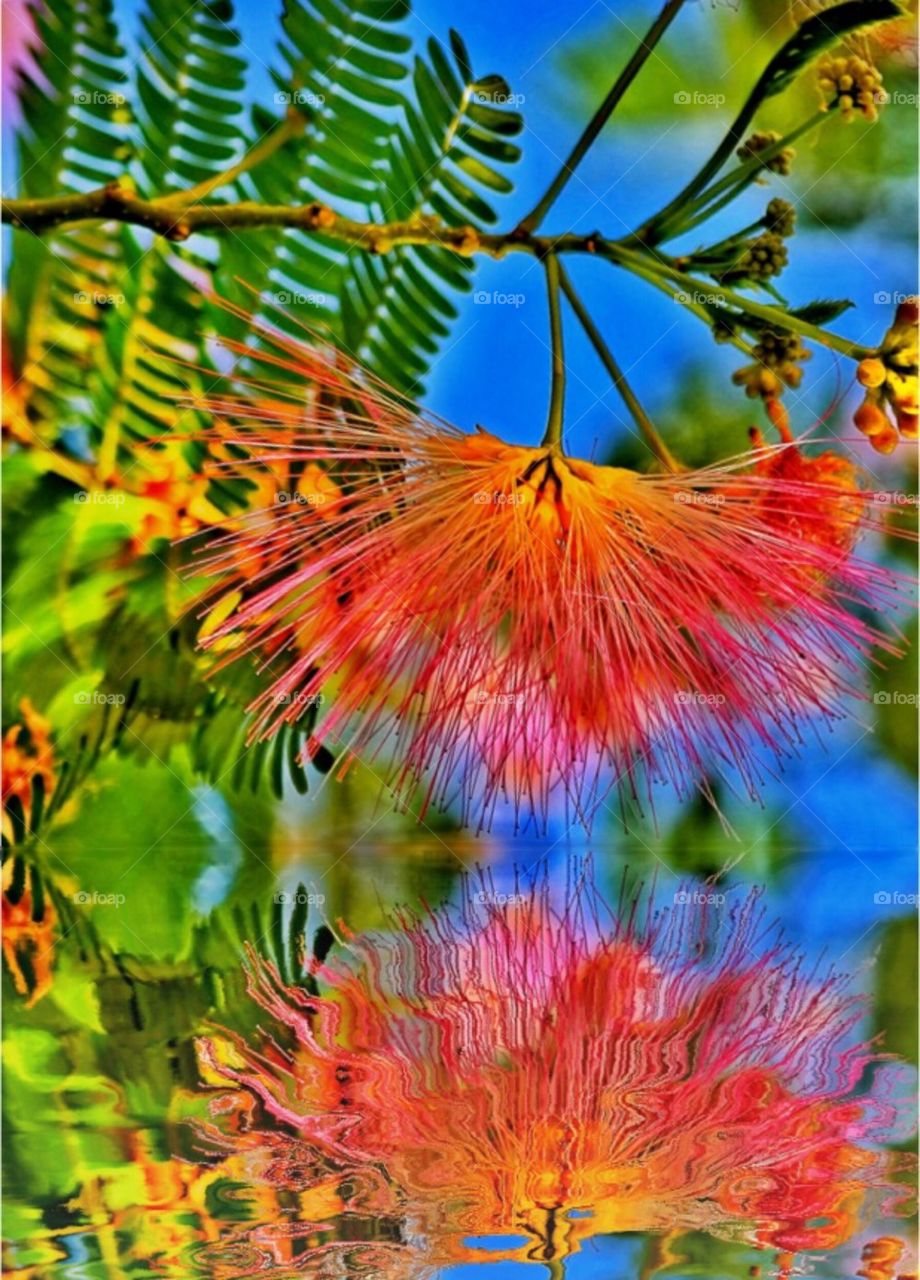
left=517, top=0, right=687, bottom=234
left=646, top=267, right=756, bottom=356
left=542, top=254, right=566, bottom=449
left=691, top=219, right=763, bottom=261
left=157, top=112, right=305, bottom=206
left=607, top=250, right=756, bottom=356
left=609, top=243, right=873, bottom=360
left=558, top=261, right=681, bottom=471
left=666, top=112, right=825, bottom=241
left=0, top=186, right=614, bottom=257
left=640, top=111, right=824, bottom=245
left=2, top=184, right=871, bottom=368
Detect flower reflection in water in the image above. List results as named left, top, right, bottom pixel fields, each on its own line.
left=189, top=869, right=916, bottom=1278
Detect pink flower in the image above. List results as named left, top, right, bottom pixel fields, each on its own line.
left=186, top=313, right=913, bottom=831
left=197, top=876, right=915, bottom=1266
left=2, top=0, right=41, bottom=121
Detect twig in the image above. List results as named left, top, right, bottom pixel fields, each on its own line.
left=542, top=254, right=566, bottom=449
left=558, top=261, right=681, bottom=471
left=517, top=0, right=687, bottom=234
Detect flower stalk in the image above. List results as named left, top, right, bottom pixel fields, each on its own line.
left=516, top=0, right=688, bottom=235
left=605, top=243, right=875, bottom=361
left=557, top=262, right=680, bottom=472
left=542, top=254, right=566, bottom=449
left=642, top=111, right=826, bottom=245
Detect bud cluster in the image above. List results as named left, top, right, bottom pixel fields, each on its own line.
left=732, top=329, right=812, bottom=399
left=817, top=54, right=884, bottom=123
left=854, top=299, right=919, bottom=453
left=737, top=130, right=796, bottom=177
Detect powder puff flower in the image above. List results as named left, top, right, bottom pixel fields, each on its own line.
left=197, top=876, right=914, bottom=1266
left=184, top=313, right=911, bottom=831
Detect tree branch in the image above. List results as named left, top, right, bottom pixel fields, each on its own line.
left=0, top=185, right=876, bottom=363
left=558, top=261, right=680, bottom=472
left=1, top=184, right=589, bottom=256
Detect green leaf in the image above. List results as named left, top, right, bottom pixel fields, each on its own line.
left=788, top=297, right=855, bottom=325
left=2, top=0, right=524, bottom=835
left=135, top=0, right=246, bottom=197
left=341, top=35, right=522, bottom=392
left=758, top=1, right=903, bottom=103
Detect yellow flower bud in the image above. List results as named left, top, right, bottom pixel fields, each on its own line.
left=856, top=358, right=887, bottom=389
